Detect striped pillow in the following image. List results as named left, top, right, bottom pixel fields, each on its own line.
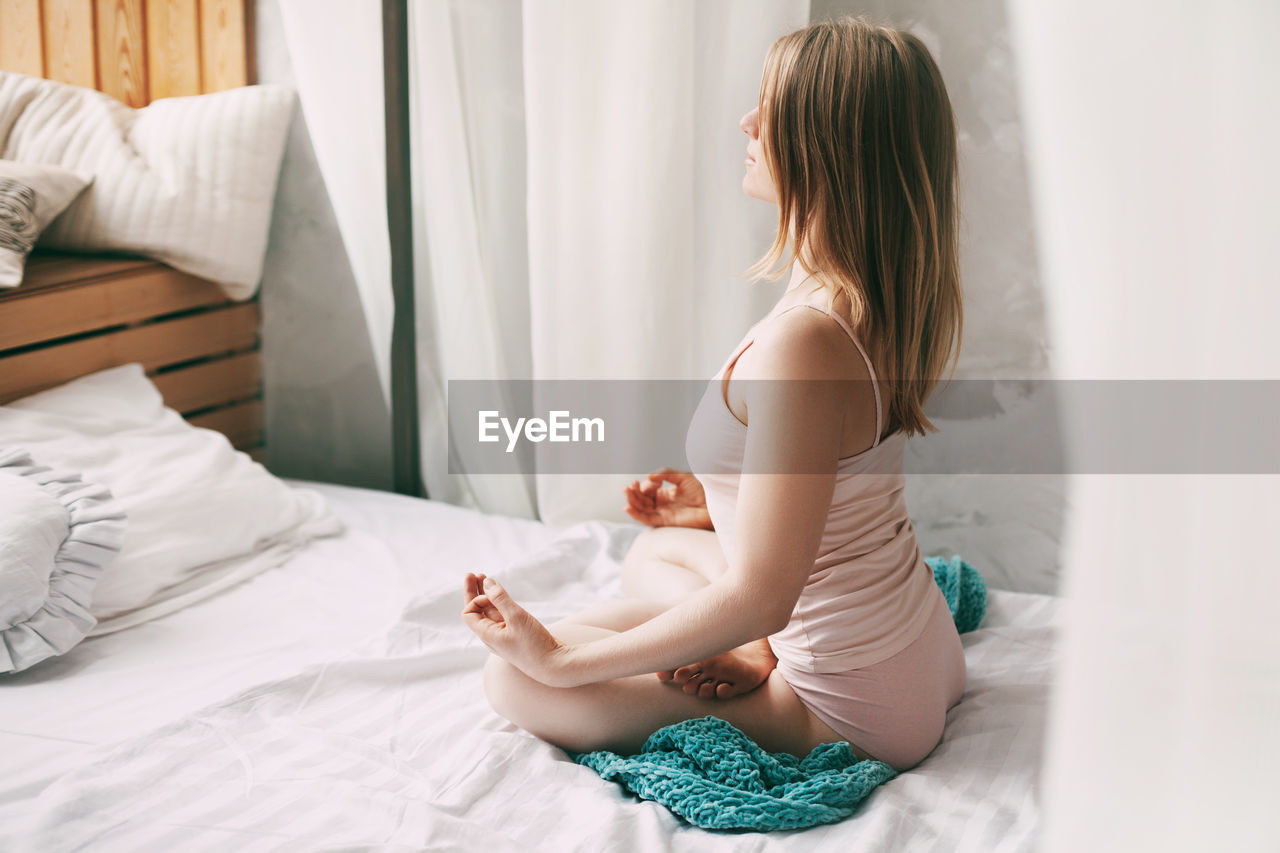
left=0, top=160, right=90, bottom=287
left=0, top=71, right=293, bottom=299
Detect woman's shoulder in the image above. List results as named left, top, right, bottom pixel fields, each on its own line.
left=743, top=303, right=867, bottom=383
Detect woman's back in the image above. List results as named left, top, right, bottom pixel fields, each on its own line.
left=686, top=296, right=939, bottom=672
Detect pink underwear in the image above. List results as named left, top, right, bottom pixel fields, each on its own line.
left=776, top=586, right=967, bottom=772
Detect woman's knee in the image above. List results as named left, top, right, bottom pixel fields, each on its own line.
left=483, top=624, right=612, bottom=721
left=480, top=653, right=594, bottom=751
left=482, top=653, right=530, bottom=724
left=622, top=526, right=665, bottom=565
left=625, top=526, right=725, bottom=578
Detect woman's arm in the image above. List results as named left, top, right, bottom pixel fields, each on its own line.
left=464, top=316, right=850, bottom=688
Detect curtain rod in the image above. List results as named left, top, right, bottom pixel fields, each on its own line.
left=383, top=0, right=425, bottom=498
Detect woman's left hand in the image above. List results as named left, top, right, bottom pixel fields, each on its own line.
left=462, top=572, right=571, bottom=687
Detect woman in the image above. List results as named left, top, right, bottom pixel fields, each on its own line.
left=462, top=15, right=966, bottom=772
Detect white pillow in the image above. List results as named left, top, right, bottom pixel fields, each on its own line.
left=0, top=364, right=343, bottom=634
left=0, top=71, right=294, bottom=299
left=0, top=447, right=125, bottom=672
left=0, top=159, right=91, bottom=286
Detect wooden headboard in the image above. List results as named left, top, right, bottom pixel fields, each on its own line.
left=0, top=0, right=263, bottom=459
left=0, top=0, right=252, bottom=103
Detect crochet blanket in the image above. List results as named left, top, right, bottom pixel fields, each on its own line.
left=570, top=554, right=987, bottom=831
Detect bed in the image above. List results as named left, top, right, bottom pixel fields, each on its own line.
left=0, top=478, right=1061, bottom=851
left=0, top=2, right=1063, bottom=849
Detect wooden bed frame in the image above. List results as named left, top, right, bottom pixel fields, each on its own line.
left=0, top=0, right=263, bottom=458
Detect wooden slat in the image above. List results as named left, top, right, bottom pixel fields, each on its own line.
left=145, top=0, right=199, bottom=99
left=199, top=0, right=245, bottom=92
left=95, top=0, right=146, bottom=106
left=1, top=252, right=157, bottom=294
left=150, top=351, right=260, bottom=413
left=0, top=267, right=231, bottom=351
left=241, top=0, right=253, bottom=84
left=189, top=399, right=261, bottom=449
left=0, top=301, right=258, bottom=401
left=40, top=0, right=95, bottom=87
left=0, top=0, right=45, bottom=76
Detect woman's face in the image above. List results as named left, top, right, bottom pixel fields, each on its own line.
left=740, top=106, right=778, bottom=204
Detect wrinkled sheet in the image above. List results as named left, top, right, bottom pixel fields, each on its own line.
left=0, top=481, right=1060, bottom=852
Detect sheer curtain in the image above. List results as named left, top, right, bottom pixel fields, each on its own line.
left=1009, top=2, right=1280, bottom=849
left=409, top=0, right=809, bottom=523
left=279, top=1, right=808, bottom=520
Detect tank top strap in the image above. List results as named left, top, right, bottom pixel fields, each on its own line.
left=777, top=302, right=884, bottom=447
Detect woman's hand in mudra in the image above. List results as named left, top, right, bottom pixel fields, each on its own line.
left=462, top=572, right=570, bottom=687
left=623, top=467, right=714, bottom=529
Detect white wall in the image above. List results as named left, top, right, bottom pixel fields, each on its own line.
left=254, top=0, right=393, bottom=490
left=815, top=0, right=1065, bottom=594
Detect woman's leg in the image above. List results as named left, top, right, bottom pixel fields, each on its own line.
left=482, top=527, right=865, bottom=758
left=618, top=526, right=727, bottom=604
left=553, top=527, right=726, bottom=633
left=482, top=622, right=850, bottom=757
left=552, top=526, right=779, bottom=700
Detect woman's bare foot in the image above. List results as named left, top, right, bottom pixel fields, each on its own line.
left=657, top=638, right=778, bottom=700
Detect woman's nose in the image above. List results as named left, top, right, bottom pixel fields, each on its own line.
left=740, top=107, right=759, bottom=137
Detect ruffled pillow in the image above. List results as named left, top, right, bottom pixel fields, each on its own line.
left=0, top=446, right=125, bottom=673
left=0, top=364, right=343, bottom=634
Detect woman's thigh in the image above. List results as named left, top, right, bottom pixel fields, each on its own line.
left=482, top=623, right=838, bottom=757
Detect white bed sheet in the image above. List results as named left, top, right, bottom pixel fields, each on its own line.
left=0, top=481, right=1061, bottom=852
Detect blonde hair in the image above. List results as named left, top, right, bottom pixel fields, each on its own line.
left=746, top=15, right=963, bottom=438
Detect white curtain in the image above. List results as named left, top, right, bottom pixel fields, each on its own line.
left=409, top=0, right=809, bottom=523
left=277, top=1, right=808, bottom=520
left=1009, top=2, right=1280, bottom=850
left=407, top=0, right=537, bottom=519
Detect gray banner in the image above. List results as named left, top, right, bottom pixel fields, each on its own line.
left=445, top=379, right=1280, bottom=474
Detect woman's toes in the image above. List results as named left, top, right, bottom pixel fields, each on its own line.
left=715, top=681, right=737, bottom=699
left=656, top=670, right=675, bottom=682
left=674, top=664, right=699, bottom=682
left=697, top=680, right=718, bottom=700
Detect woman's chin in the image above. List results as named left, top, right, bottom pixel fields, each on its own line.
left=741, top=181, right=776, bottom=205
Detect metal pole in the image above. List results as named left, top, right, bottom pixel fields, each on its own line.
left=383, top=0, right=425, bottom=497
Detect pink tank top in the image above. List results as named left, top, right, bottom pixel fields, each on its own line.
left=685, top=301, right=938, bottom=672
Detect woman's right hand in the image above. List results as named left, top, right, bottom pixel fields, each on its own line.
left=623, top=468, right=714, bottom=529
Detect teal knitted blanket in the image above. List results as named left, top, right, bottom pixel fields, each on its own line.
left=570, top=554, right=986, bottom=831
